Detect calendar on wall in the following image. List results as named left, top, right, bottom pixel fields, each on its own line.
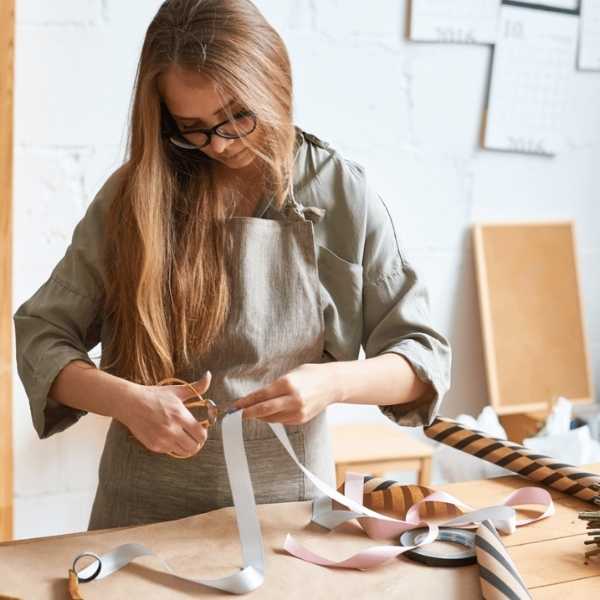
left=514, top=0, right=579, bottom=10
left=483, top=5, right=579, bottom=155
left=409, top=0, right=502, bottom=44
left=579, top=0, right=600, bottom=71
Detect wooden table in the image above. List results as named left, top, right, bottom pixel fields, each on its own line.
left=331, top=424, right=433, bottom=486
left=1, top=466, right=599, bottom=598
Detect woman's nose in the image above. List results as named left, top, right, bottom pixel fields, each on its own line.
left=210, top=135, right=234, bottom=155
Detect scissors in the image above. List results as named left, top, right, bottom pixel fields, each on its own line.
left=160, top=377, right=240, bottom=429
left=161, top=378, right=242, bottom=459
left=127, top=377, right=240, bottom=459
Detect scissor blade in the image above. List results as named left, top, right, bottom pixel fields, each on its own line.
left=216, top=400, right=240, bottom=419
left=183, top=397, right=239, bottom=425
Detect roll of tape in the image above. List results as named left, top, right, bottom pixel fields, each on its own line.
left=399, top=527, right=476, bottom=567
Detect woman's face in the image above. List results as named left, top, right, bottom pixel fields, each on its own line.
left=159, top=64, right=258, bottom=170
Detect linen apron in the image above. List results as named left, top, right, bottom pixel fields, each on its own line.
left=88, top=193, right=334, bottom=530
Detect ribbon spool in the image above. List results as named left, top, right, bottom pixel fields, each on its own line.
left=399, top=527, right=476, bottom=567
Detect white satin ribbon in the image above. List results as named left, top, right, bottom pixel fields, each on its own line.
left=72, top=411, right=554, bottom=593
left=74, top=412, right=264, bottom=594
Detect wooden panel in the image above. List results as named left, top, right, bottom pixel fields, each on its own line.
left=0, top=0, right=14, bottom=541
left=473, top=222, right=593, bottom=415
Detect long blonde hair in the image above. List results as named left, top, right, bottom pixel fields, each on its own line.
left=101, top=0, right=296, bottom=384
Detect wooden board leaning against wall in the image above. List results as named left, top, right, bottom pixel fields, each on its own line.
left=473, top=222, right=594, bottom=443
left=0, top=0, right=15, bottom=541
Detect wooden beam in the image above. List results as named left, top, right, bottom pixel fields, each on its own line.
left=0, top=0, right=15, bottom=541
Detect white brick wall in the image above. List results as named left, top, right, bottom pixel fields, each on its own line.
left=12, top=0, right=600, bottom=539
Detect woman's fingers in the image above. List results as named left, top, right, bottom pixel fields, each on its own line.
left=188, top=371, right=212, bottom=396
left=242, top=395, right=294, bottom=420
left=254, top=412, right=298, bottom=424
left=178, top=409, right=209, bottom=444
left=129, top=382, right=212, bottom=457
left=236, top=378, right=288, bottom=409
left=159, top=376, right=212, bottom=446
left=172, top=436, right=194, bottom=456
left=166, top=371, right=212, bottom=401
left=171, top=426, right=205, bottom=456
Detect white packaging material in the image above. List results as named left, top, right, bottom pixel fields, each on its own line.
left=536, top=396, right=572, bottom=437
left=523, top=397, right=600, bottom=466
left=432, top=407, right=512, bottom=484
left=524, top=425, right=600, bottom=466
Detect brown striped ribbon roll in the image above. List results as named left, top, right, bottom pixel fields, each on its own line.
left=424, top=417, right=600, bottom=505
left=336, top=476, right=461, bottom=519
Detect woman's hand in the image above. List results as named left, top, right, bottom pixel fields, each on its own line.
left=117, top=371, right=212, bottom=458
left=235, top=363, right=343, bottom=425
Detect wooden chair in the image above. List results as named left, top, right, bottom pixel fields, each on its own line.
left=330, top=424, right=433, bottom=487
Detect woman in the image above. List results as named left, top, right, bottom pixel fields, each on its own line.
left=13, top=0, right=451, bottom=530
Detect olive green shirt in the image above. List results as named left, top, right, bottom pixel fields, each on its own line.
left=13, top=128, right=451, bottom=439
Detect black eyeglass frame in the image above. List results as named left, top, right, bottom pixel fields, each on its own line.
left=162, top=103, right=258, bottom=150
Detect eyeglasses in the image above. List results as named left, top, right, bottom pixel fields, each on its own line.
left=162, top=103, right=258, bottom=151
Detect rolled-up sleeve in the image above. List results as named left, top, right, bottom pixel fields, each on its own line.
left=360, top=176, right=451, bottom=427
left=13, top=175, right=114, bottom=439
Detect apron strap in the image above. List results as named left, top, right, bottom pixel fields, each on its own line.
left=281, top=128, right=327, bottom=224
left=283, top=185, right=327, bottom=224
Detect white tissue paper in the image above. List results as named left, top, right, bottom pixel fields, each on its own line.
left=535, top=396, right=572, bottom=437
left=432, top=406, right=513, bottom=484
left=523, top=396, right=600, bottom=466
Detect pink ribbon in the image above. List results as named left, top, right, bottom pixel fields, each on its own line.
left=283, top=470, right=554, bottom=570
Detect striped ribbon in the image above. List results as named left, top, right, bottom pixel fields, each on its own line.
left=333, top=477, right=534, bottom=598
left=336, top=476, right=461, bottom=520
left=424, top=417, right=600, bottom=504
left=476, top=519, right=531, bottom=600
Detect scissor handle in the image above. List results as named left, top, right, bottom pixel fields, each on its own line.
left=157, top=377, right=219, bottom=428
left=126, top=377, right=217, bottom=458
left=181, top=396, right=219, bottom=427
left=125, top=377, right=216, bottom=459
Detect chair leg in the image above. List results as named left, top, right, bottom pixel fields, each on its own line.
left=335, top=464, right=346, bottom=488
left=418, top=457, right=431, bottom=486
